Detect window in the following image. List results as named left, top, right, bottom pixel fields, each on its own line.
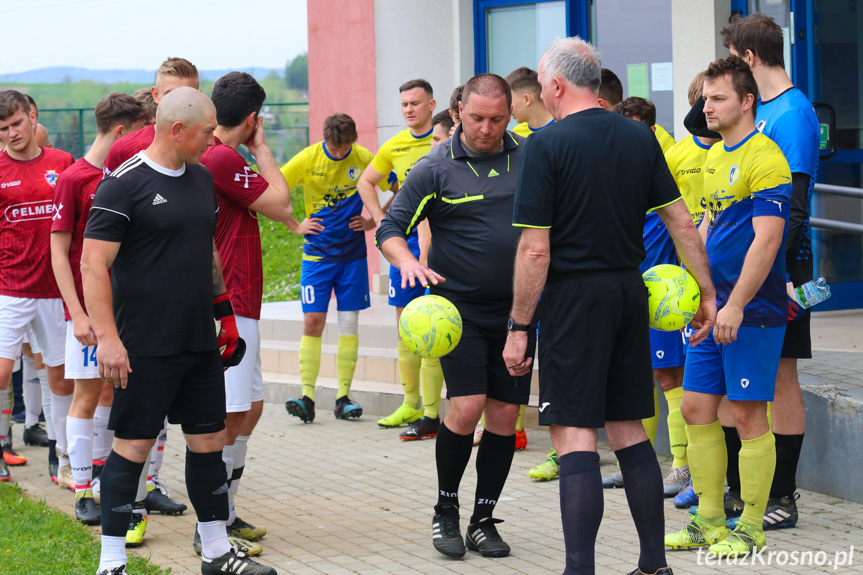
left=480, top=1, right=567, bottom=76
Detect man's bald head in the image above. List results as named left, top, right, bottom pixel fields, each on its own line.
left=155, top=87, right=214, bottom=132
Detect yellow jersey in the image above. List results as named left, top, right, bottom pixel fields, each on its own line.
left=655, top=124, right=676, bottom=154
left=664, top=135, right=714, bottom=225
left=512, top=119, right=555, bottom=138
left=369, top=127, right=433, bottom=186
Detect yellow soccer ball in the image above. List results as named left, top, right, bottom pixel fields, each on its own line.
left=643, top=264, right=700, bottom=331
left=399, top=295, right=463, bottom=358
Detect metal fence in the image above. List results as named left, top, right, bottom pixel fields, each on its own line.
left=39, top=102, right=309, bottom=162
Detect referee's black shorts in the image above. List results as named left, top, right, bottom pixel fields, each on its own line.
left=438, top=299, right=536, bottom=406
left=109, top=349, right=226, bottom=439
left=538, top=270, right=654, bottom=428
left=782, top=257, right=813, bottom=359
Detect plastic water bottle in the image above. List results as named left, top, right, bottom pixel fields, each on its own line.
left=788, top=277, right=832, bottom=309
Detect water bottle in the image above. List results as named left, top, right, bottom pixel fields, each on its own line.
left=787, top=277, right=832, bottom=309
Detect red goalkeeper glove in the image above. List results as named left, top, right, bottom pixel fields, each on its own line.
left=214, top=293, right=245, bottom=367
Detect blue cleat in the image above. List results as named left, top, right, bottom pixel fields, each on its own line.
left=334, top=396, right=363, bottom=420
left=673, top=477, right=698, bottom=509
left=286, top=395, right=316, bottom=423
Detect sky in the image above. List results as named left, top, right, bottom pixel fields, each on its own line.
left=0, top=0, right=308, bottom=73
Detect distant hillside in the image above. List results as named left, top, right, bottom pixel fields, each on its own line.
left=0, top=66, right=282, bottom=84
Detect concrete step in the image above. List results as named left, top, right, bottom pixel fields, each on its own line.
left=261, top=372, right=541, bottom=429
left=261, top=339, right=540, bottom=395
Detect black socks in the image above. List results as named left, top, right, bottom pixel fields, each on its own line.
left=617, top=440, right=666, bottom=575
left=771, top=433, right=804, bottom=498
left=471, top=428, right=516, bottom=523
left=185, top=449, right=229, bottom=522
left=559, top=451, right=602, bottom=575
left=435, top=422, right=473, bottom=510
left=100, top=450, right=146, bottom=537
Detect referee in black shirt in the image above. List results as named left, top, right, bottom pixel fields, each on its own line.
left=82, top=87, right=275, bottom=575
left=376, top=73, right=535, bottom=560
left=503, top=38, right=716, bottom=575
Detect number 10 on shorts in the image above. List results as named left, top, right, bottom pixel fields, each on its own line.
left=81, top=345, right=98, bottom=367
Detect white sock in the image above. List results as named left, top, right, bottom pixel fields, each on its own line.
left=0, top=390, right=10, bottom=445
left=22, top=356, right=41, bottom=428
left=135, top=460, right=149, bottom=507
left=226, top=435, right=250, bottom=524
left=152, top=421, right=168, bottom=477
left=66, top=416, right=94, bottom=492
left=198, top=520, right=232, bottom=559
left=98, top=535, right=127, bottom=572
left=39, top=370, right=54, bottom=440
left=93, top=405, right=112, bottom=461
left=50, top=392, right=73, bottom=465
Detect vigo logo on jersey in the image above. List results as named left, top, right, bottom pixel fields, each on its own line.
left=5, top=199, right=56, bottom=222
left=0, top=180, right=21, bottom=189
left=44, top=170, right=59, bottom=187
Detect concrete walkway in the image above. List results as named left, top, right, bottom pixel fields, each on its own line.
left=8, top=404, right=863, bottom=574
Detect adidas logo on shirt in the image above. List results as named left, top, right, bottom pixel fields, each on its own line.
left=152, top=194, right=168, bottom=205
left=487, top=169, right=500, bottom=178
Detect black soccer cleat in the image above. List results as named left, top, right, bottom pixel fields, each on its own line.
left=465, top=517, right=510, bottom=558
left=0, top=450, right=10, bottom=483
left=144, top=486, right=187, bottom=515
left=23, top=423, right=49, bottom=447
left=285, top=396, right=315, bottom=423
left=75, top=492, right=100, bottom=525
left=223, top=337, right=246, bottom=369
left=333, top=396, right=363, bottom=420
left=626, top=568, right=674, bottom=575
left=201, top=548, right=276, bottom=575
left=96, top=565, right=128, bottom=575
left=432, top=505, right=466, bottom=558
left=399, top=416, right=440, bottom=440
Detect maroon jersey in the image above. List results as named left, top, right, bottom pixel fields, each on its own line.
left=104, top=124, right=155, bottom=175
left=0, top=148, right=74, bottom=298
left=201, top=139, right=268, bottom=320
left=51, top=158, right=102, bottom=319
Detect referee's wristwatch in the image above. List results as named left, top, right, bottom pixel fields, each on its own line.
left=507, top=317, right=530, bottom=332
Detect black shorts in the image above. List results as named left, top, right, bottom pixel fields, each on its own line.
left=538, top=270, right=654, bottom=428
left=109, top=350, right=226, bottom=439
left=782, top=257, right=813, bottom=359
left=439, top=301, right=536, bottom=405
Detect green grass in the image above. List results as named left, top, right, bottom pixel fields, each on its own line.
left=0, top=483, right=170, bottom=575
left=261, top=184, right=306, bottom=302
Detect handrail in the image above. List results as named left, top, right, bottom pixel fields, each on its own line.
left=813, top=183, right=863, bottom=199
left=810, top=218, right=863, bottom=235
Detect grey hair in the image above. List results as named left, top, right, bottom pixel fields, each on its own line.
left=541, top=37, right=602, bottom=93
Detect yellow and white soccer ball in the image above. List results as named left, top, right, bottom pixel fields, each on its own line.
left=399, top=295, right=463, bottom=358
left=643, top=264, right=700, bottom=331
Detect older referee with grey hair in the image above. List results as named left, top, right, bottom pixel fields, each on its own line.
left=503, top=38, right=717, bottom=575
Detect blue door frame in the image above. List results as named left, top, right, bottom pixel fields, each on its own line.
left=473, top=0, right=590, bottom=74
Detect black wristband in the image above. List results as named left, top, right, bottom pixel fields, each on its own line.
left=213, top=296, right=234, bottom=320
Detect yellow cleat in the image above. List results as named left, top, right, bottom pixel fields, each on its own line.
left=709, top=522, right=766, bottom=557
left=228, top=517, right=267, bottom=542
left=377, top=403, right=422, bottom=428
left=528, top=451, right=560, bottom=481
left=125, top=512, right=148, bottom=547
left=665, top=512, right=729, bottom=550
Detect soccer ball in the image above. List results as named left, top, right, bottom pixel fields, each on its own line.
left=399, top=295, right=463, bottom=358
left=643, top=264, right=700, bottom=331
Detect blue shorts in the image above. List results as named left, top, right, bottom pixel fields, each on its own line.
left=683, top=325, right=786, bottom=401
left=300, top=258, right=370, bottom=313
left=388, top=233, right=424, bottom=307
left=649, top=328, right=685, bottom=369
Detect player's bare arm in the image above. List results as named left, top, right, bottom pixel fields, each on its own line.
left=357, top=165, right=388, bottom=225
left=82, top=237, right=131, bottom=388
left=51, top=231, right=96, bottom=346
left=212, top=240, right=228, bottom=296
left=379, top=235, right=445, bottom=289
left=244, top=116, right=294, bottom=225
left=657, top=197, right=717, bottom=345
left=714, top=213, right=786, bottom=345
left=504, top=227, right=549, bottom=376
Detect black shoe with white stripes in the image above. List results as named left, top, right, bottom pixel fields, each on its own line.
left=763, top=492, right=800, bottom=530
left=465, top=517, right=510, bottom=558
left=201, top=548, right=276, bottom=575
left=432, top=504, right=465, bottom=558
left=96, top=565, right=128, bottom=575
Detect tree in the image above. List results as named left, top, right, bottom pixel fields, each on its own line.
left=285, top=52, right=308, bottom=91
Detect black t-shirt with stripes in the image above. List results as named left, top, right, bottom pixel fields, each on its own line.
left=84, top=152, right=218, bottom=356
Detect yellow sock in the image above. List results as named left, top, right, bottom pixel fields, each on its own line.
left=685, top=419, right=727, bottom=520
left=397, top=340, right=421, bottom=407
left=766, top=402, right=773, bottom=430
left=336, top=335, right=358, bottom=400
left=480, top=413, right=485, bottom=427
left=515, top=405, right=525, bottom=433
left=641, top=386, right=659, bottom=446
left=738, top=430, right=776, bottom=528
left=419, top=358, right=443, bottom=419
left=298, top=336, right=321, bottom=402
left=664, top=387, right=687, bottom=468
